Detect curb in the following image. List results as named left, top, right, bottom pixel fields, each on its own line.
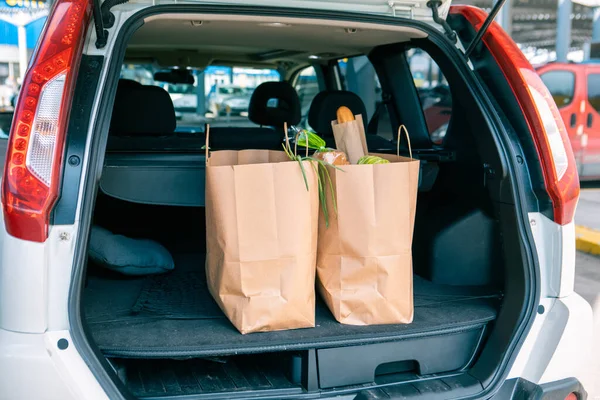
left=575, top=225, right=600, bottom=256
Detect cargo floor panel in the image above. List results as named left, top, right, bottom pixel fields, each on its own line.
left=84, top=253, right=500, bottom=358
left=122, top=356, right=302, bottom=398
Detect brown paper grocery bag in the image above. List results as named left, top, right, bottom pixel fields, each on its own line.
left=331, top=114, right=369, bottom=164
left=205, top=127, right=319, bottom=334
left=317, top=125, right=420, bottom=325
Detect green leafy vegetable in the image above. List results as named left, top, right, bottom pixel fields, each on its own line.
left=296, top=130, right=327, bottom=150
left=357, top=155, right=390, bottom=165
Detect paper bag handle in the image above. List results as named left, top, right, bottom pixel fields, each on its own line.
left=284, top=122, right=308, bottom=157
left=284, top=122, right=289, bottom=152
left=205, top=124, right=210, bottom=162
left=396, top=124, right=413, bottom=159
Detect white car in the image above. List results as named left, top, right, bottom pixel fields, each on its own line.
left=206, top=84, right=252, bottom=116
left=0, top=0, right=592, bottom=399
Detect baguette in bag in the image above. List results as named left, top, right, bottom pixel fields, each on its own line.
left=331, top=107, right=368, bottom=164
left=336, top=106, right=355, bottom=124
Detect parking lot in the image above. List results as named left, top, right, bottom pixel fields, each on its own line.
left=576, top=251, right=600, bottom=398
left=576, top=189, right=600, bottom=399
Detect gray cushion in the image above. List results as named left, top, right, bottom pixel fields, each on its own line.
left=89, top=226, right=174, bottom=275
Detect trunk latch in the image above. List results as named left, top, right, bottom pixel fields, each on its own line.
left=388, top=1, right=421, bottom=19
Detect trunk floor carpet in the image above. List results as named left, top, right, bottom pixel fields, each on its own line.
left=122, top=356, right=301, bottom=398
left=84, top=253, right=501, bottom=358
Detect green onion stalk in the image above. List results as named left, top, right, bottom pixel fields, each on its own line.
left=283, top=125, right=341, bottom=228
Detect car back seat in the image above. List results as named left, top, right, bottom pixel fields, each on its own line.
left=101, top=80, right=206, bottom=207
left=99, top=81, right=301, bottom=208
left=109, top=81, right=176, bottom=137
left=209, top=81, right=301, bottom=150
left=107, top=80, right=206, bottom=152
left=307, top=90, right=395, bottom=152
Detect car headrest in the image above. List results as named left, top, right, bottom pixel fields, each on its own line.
left=308, top=90, right=367, bottom=138
left=117, top=79, right=142, bottom=89
left=110, top=81, right=176, bottom=136
left=248, top=81, right=301, bottom=127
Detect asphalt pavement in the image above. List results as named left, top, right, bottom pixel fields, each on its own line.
left=576, top=251, right=600, bottom=399
left=577, top=189, right=600, bottom=232
left=575, top=189, right=600, bottom=399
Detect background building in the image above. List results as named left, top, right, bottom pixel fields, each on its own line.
left=0, top=0, right=47, bottom=108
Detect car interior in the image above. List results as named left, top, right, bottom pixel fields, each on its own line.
left=81, top=14, right=519, bottom=399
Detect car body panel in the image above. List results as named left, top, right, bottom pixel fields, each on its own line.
left=507, top=213, right=586, bottom=383
left=0, top=329, right=109, bottom=400
left=0, top=220, right=48, bottom=333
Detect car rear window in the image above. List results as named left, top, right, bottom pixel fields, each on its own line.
left=408, top=49, right=451, bottom=144
left=338, top=56, right=394, bottom=140
left=336, top=52, right=452, bottom=145
left=540, top=70, right=575, bottom=107
left=587, top=73, right=600, bottom=113
left=119, top=64, right=280, bottom=132
left=294, top=66, right=320, bottom=129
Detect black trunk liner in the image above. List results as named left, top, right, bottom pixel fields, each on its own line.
left=131, top=271, right=224, bottom=319
left=123, top=356, right=301, bottom=398
left=84, top=253, right=500, bottom=358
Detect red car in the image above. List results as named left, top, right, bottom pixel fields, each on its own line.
left=538, top=62, right=600, bottom=180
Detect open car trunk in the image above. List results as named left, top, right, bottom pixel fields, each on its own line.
left=75, top=8, right=528, bottom=399
left=87, top=192, right=501, bottom=355
left=85, top=183, right=503, bottom=397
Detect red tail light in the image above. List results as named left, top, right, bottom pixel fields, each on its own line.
left=451, top=6, right=580, bottom=225
left=2, top=0, right=92, bottom=242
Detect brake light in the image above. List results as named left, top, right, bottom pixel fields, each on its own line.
left=2, top=0, right=92, bottom=242
left=451, top=6, right=579, bottom=225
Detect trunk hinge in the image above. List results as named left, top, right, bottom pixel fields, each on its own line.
left=387, top=1, right=421, bottom=19
left=93, top=0, right=130, bottom=48
left=426, top=1, right=457, bottom=43
left=101, top=0, right=130, bottom=29
left=464, top=0, right=506, bottom=59
left=93, top=0, right=108, bottom=48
